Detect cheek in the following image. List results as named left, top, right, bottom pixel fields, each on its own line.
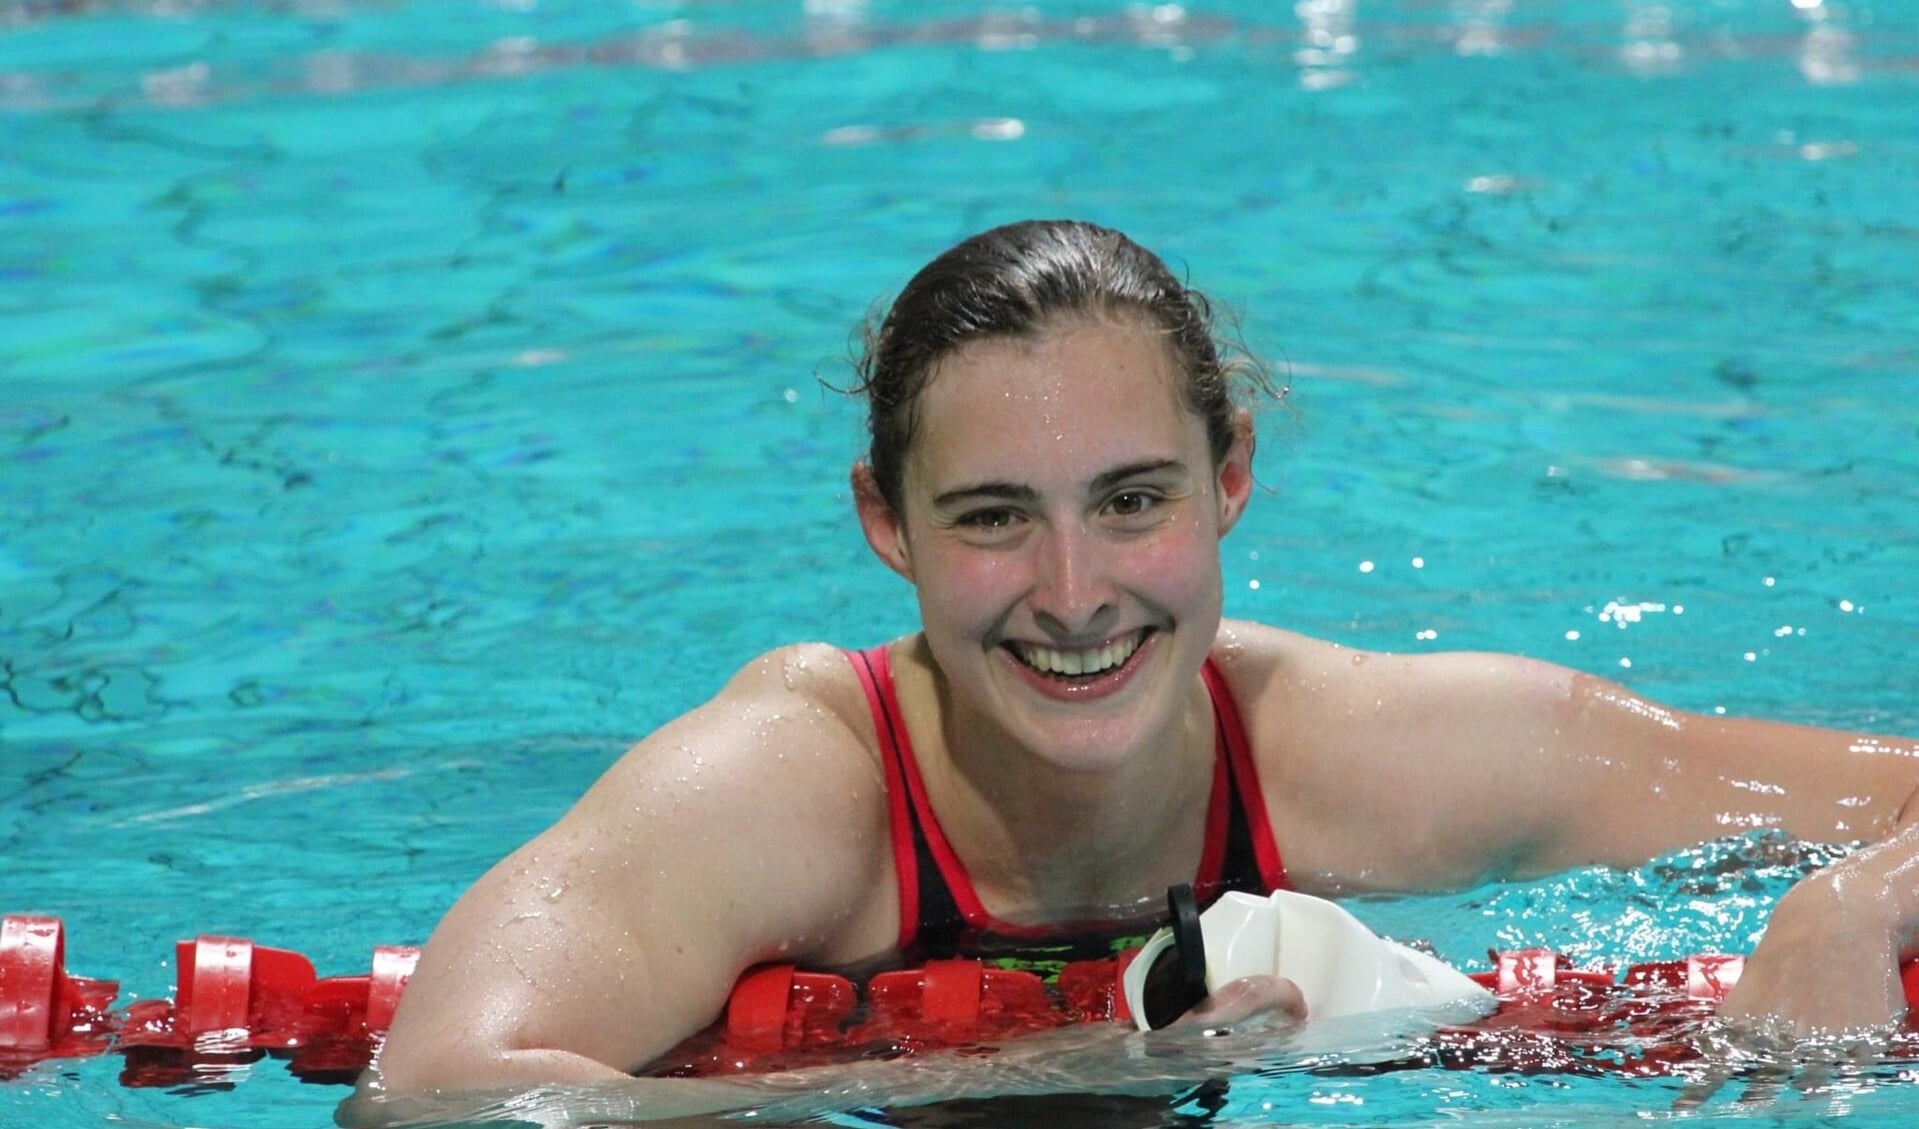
left=915, top=544, right=1025, bottom=623
left=1125, top=521, right=1223, bottom=603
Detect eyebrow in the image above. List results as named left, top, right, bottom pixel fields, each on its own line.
left=1091, top=459, right=1186, bottom=493
left=931, top=481, right=1038, bottom=510
left=931, top=460, right=1188, bottom=510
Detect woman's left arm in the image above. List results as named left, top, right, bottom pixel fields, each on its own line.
left=1549, top=683, right=1916, bottom=865
left=1513, top=670, right=1919, bottom=1034
left=1240, top=629, right=1919, bottom=1030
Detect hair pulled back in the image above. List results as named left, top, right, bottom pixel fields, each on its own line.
left=852, top=220, right=1272, bottom=515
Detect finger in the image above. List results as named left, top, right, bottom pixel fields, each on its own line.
left=1174, top=975, right=1305, bottom=1032
left=1791, top=1060, right=1832, bottom=1097
left=1672, top=1062, right=1733, bottom=1111
left=1734, top=1060, right=1793, bottom=1108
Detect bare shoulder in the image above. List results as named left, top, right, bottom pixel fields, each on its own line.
left=1211, top=619, right=1582, bottom=751
left=1211, top=619, right=1572, bottom=701
left=568, top=641, right=893, bottom=956
left=723, top=641, right=877, bottom=731
left=1207, top=620, right=1581, bottom=892
left=593, top=641, right=881, bottom=799
left=1209, top=618, right=1364, bottom=687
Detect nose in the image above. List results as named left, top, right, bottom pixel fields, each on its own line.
left=1029, top=522, right=1118, bottom=638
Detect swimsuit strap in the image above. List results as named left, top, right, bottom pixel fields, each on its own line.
left=850, top=644, right=995, bottom=956
left=1202, top=656, right=1290, bottom=893
left=848, top=645, right=936, bottom=952
left=846, top=645, right=1288, bottom=959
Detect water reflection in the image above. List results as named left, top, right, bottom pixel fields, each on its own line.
left=7, top=5, right=1235, bottom=111
left=1795, top=1, right=1861, bottom=86
left=1294, top=0, right=1359, bottom=91
left=139, top=60, right=210, bottom=107
left=5, top=2, right=1909, bottom=112
left=1620, top=1, right=1682, bottom=77
left=804, top=0, right=871, bottom=56
left=1452, top=0, right=1512, bottom=57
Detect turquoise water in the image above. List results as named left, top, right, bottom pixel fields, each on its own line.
left=3, top=0, right=1916, bottom=1124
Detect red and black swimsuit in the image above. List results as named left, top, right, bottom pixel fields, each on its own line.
left=847, top=644, right=1289, bottom=969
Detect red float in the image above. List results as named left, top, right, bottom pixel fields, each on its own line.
left=3, top=912, right=1914, bottom=1086
left=1, top=915, right=417, bottom=1086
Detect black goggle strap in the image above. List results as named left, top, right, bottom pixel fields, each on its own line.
left=1138, top=883, right=1209, bottom=1030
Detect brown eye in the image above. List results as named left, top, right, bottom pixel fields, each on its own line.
left=1109, top=491, right=1155, bottom=517
left=960, top=507, right=1016, bottom=530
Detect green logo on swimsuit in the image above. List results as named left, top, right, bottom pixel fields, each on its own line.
left=983, top=933, right=1154, bottom=982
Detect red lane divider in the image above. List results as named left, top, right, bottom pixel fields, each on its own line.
left=1438, top=949, right=1919, bottom=1076
left=7, top=913, right=1918, bottom=1087
left=0, top=917, right=119, bottom=1070
left=0, top=914, right=417, bottom=1086
left=656, top=949, right=1919, bottom=1079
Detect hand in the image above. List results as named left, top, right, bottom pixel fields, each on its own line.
left=1672, top=1016, right=1887, bottom=1112
left=1172, top=974, right=1306, bottom=1033
left=1719, top=851, right=1909, bottom=1037
left=1677, top=841, right=1915, bottom=1112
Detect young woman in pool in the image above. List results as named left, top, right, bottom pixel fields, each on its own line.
left=369, top=220, right=1919, bottom=1093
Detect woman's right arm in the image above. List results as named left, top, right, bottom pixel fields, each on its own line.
left=366, top=644, right=894, bottom=1093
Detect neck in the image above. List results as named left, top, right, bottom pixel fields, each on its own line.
left=904, top=642, right=1217, bottom=918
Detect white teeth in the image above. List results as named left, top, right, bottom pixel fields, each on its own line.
left=1015, top=632, right=1143, bottom=678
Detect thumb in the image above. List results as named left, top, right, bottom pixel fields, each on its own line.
left=1176, top=974, right=1306, bottom=1029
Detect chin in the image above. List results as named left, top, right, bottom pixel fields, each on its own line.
left=995, top=662, right=1187, bottom=772
left=1024, top=729, right=1161, bottom=776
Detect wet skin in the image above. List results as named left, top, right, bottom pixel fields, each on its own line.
left=853, top=316, right=1258, bottom=910
left=365, top=314, right=1919, bottom=1115
left=859, top=318, right=1251, bottom=778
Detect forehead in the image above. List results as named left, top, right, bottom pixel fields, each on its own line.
left=908, top=318, right=1202, bottom=488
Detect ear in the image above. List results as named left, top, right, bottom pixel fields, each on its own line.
left=852, top=461, right=915, bottom=583
left=1214, top=409, right=1255, bottom=538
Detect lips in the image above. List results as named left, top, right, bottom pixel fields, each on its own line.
left=1005, top=628, right=1150, bottom=681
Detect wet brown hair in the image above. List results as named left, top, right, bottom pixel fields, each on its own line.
left=851, top=220, right=1275, bottom=514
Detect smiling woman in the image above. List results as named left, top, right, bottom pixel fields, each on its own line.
left=856, top=320, right=1250, bottom=775
left=361, top=220, right=1919, bottom=1111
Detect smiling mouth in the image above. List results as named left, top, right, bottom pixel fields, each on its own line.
left=1005, top=629, right=1150, bottom=680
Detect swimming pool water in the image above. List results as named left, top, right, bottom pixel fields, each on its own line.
left=3, top=0, right=1915, bottom=1125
